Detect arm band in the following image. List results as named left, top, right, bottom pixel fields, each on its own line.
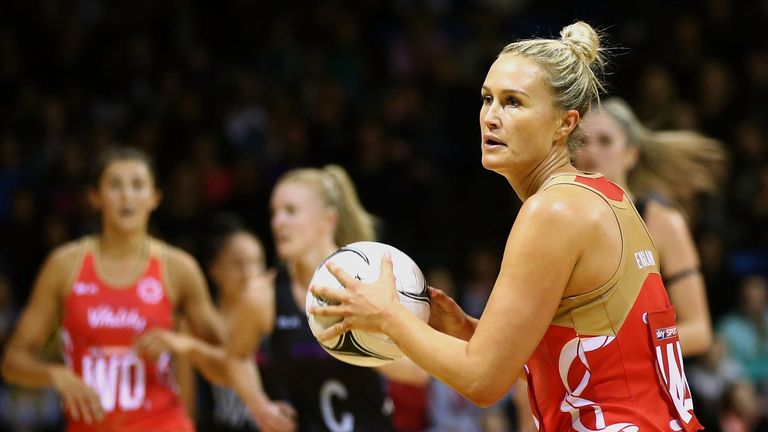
left=664, top=267, right=701, bottom=287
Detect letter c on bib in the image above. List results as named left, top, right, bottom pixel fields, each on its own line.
left=320, top=379, right=353, bottom=432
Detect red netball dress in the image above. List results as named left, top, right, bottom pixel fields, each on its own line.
left=61, top=237, right=194, bottom=432
left=524, top=174, right=702, bottom=432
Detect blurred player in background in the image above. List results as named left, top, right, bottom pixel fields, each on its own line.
left=224, top=165, right=428, bottom=432
left=576, top=97, right=727, bottom=356
left=1, top=146, right=226, bottom=432
left=198, top=213, right=271, bottom=432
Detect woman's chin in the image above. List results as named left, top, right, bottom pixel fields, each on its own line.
left=276, top=245, right=299, bottom=261
left=480, top=154, right=505, bottom=172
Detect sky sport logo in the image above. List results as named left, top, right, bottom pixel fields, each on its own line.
left=655, top=326, right=678, bottom=341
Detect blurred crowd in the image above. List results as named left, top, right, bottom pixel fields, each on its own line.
left=0, top=0, right=767, bottom=431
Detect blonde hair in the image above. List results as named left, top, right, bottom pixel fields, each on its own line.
left=277, top=165, right=376, bottom=246
left=598, top=97, right=728, bottom=214
left=500, top=21, right=607, bottom=153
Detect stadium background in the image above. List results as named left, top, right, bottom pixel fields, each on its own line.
left=0, top=0, right=766, bottom=430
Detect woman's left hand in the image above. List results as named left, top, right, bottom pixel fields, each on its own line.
left=134, top=329, right=192, bottom=360
left=309, top=253, right=401, bottom=341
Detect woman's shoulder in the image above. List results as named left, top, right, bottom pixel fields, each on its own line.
left=151, top=238, right=205, bottom=296
left=152, top=238, right=207, bottom=306
left=153, top=238, right=200, bottom=271
left=643, top=199, right=689, bottom=238
left=46, top=237, right=91, bottom=269
left=528, top=181, right=614, bottom=224
left=35, top=237, right=91, bottom=297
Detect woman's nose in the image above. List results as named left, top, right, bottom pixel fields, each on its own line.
left=483, top=107, right=500, bottom=130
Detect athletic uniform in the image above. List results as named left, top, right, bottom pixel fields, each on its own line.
left=524, top=174, right=702, bottom=432
left=269, top=266, right=393, bottom=432
left=61, top=237, right=193, bottom=432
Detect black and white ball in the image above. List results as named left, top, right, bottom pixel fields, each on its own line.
left=306, top=241, right=430, bottom=367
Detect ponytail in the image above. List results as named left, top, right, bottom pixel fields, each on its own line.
left=599, top=98, right=729, bottom=217
left=630, top=131, right=727, bottom=214
left=321, top=165, right=376, bottom=246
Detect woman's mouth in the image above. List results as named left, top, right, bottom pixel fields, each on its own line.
left=483, top=134, right=507, bottom=147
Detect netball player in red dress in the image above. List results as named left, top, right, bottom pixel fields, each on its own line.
left=2, top=147, right=226, bottom=432
left=310, top=22, right=703, bottom=431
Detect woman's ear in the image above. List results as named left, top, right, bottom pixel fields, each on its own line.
left=325, top=207, right=338, bottom=235
left=208, top=259, right=222, bottom=287
left=151, top=189, right=163, bottom=211
left=88, top=187, right=101, bottom=211
left=623, top=145, right=640, bottom=171
left=554, top=110, right=580, bottom=142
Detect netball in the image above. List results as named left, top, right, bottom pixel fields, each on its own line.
left=306, top=241, right=431, bottom=367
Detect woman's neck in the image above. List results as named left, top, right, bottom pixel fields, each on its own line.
left=99, top=228, right=148, bottom=259
left=288, top=243, right=338, bottom=291
left=506, top=150, right=577, bottom=201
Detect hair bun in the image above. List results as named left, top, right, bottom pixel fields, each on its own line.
left=560, top=21, right=600, bottom=65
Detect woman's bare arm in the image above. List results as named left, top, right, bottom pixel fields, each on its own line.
left=647, top=203, right=712, bottom=356
left=1, top=243, right=105, bottom=424
left=312, top=188, right=612, bottom=406
left=225, top=278, right=297, bottom=432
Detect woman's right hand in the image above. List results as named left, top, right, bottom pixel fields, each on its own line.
left=427, top=286, right=477, bottom=341
left=50, top=365, right=105, bottom=424
left=253, top=399, right=297, bottom=432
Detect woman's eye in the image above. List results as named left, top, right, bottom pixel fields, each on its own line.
left=481, top=95, right=492, bottom=104
left=506, top=97, right=520, bottom=107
